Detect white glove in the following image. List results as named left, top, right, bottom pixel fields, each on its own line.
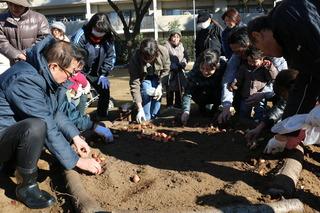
left=153, top=84, right=162, bottom=101
left=136, top=108, right=146, bottom=124
left=264, top=136, right=286, bottom=154
left=146, top=87, right=156, bottom=96
left=74, top=85, right=84, bottom=99
left=181, top=111, right=189, bottom=124
left=83, top=82, right=91, bottom=94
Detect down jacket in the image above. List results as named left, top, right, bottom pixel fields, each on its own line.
left=0, top=9, right=49, bottom=64
left=0, top=36, right=79, bottom=169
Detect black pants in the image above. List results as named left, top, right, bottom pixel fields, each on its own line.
left=0, top=118, right=46, bottom=172
left=192, top=89, right=220, bottom=112
left=166, top=90, right=182, bottom=108
left=87, top=75, right=110, bottom=117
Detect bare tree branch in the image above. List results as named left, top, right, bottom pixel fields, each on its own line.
left=133, top=0, right=138, bottom=14
left=107, top=0, right=129, bottom=35
left=107, top=0, right=153, bottom=60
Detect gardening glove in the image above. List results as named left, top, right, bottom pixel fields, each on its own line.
left=153, top=84, right=162, bottom=101
left=136, top=108, right=146, bottom=124
left=98, top=76, right=109, bottom=89
left=146, top=87, right=156, bottom=96
left=181, top=111, right=190, bottom=125
left=94, top=124, right=114, bottom=143
left=264, top=135, right=286, bottom=154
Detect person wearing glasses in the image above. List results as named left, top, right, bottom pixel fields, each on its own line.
left=180, top=49, right=226, bottom=125
left=0, top=0, right=50, bottom=65
left=0, top=38, right=103, bottom=209
left=71, top=13, right=116, bottom=121
left=129, top=38, right=170, bottom=123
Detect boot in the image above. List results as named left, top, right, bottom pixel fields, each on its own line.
left=15, top=167, right=56, bottom=209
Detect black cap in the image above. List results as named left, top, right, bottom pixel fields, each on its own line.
left=197, top=10, right=211, bottom=24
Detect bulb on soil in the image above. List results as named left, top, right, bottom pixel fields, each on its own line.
left=131, top=174, right=140, bottom=183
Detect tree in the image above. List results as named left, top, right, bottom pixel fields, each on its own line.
left=107, top=0, right=153, bottom=60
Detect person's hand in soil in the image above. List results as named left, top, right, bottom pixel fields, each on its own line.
left=136, top=106, right=146, bottom=124
left=76, top=158, right=102, bottom=174
left=264, top=134, right=287, bottom=154
left=181, top=111, right=189, bottom=125
left=73, top=135, right=91, bottom=158
left=218, top=106, right=232, bottom=124
left=245, top=122, right=265, bottom=147
left=94, top=125, right=114, bottom=143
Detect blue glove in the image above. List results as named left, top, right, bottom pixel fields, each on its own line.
left=98, top=76, right=109, bottom=89
left=94, top=124, right=114, bottom=143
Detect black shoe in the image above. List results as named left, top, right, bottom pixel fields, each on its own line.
left=16, top=168, right=56, bottom=209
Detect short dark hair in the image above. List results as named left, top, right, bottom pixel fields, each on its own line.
left=198, top=49, right=220, bottom=70
left=139, top=38, right=159, bottom=61
left=44, top=41, right=78, bottom=69
left=244, top=45, right=263, bottom=59
left=74, top=46, right=87, bottom=66
left=273, top=69, right=299, bottom=96
left=228, top=26, right=249, bottom=47
left=221, top=8, right=241, bottom=25
left=247, top=15, right=272, bottom=44
left=84, top=13, right=114, bottom=42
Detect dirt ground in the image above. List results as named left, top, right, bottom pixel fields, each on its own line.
left=0, top=68, right=319, bottom=212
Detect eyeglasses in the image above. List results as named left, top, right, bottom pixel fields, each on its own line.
left=58, top=64, right=75, bottom=78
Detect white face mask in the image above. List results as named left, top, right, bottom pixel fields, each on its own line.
left=91, top=29, right=106, bottom=37
left=197, top=19, right=211, bottom=30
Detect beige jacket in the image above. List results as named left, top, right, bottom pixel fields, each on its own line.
left=129, top=45, right=170, bottom=103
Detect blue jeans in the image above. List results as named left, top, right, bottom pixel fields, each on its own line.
left=239, top=99, right=266, bottom=121
left=141, top=78, right=161, bottom=120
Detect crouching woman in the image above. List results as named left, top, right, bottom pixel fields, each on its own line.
left=129, top=38, right=170, bottom=123
left=181, top=49, right=226, bottom=124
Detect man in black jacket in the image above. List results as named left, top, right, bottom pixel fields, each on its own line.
left=247, top=0, right=320, bottom=197
left=248, top=0, right=320, bottom=128
left=195, top=10, right=223, bottom=58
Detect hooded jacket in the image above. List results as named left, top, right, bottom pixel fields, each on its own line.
left=0, top=36, right=79, bottom=169
left=0, top=8, right=49, bottom=64
left=71, top=28, right=116, bottom=77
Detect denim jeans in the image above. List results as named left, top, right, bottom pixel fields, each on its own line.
left=239, top=99, right=266, bottom=121
left=141, top=77, right=161, bottom=120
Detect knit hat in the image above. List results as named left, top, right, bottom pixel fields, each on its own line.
left=51, top=21, right=66, bottom=33
left=2, top=0, right=31, bottom=7
left=169, top=28, right=182, bottom=37
left=197, top=10, right=211, bottom=24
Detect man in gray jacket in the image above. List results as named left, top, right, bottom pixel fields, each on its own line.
left=0, top=0, right=49, bottom=65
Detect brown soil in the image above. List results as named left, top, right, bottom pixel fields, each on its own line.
left=0, top=68, right=319, bottom=212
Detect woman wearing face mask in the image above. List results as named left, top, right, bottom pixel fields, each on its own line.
left=71, top=13, right=116, bottom=120
left=195, top=10, right=223, bottom=59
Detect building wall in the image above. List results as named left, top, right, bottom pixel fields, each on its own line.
left=0, top=0, right=276, bottom=35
